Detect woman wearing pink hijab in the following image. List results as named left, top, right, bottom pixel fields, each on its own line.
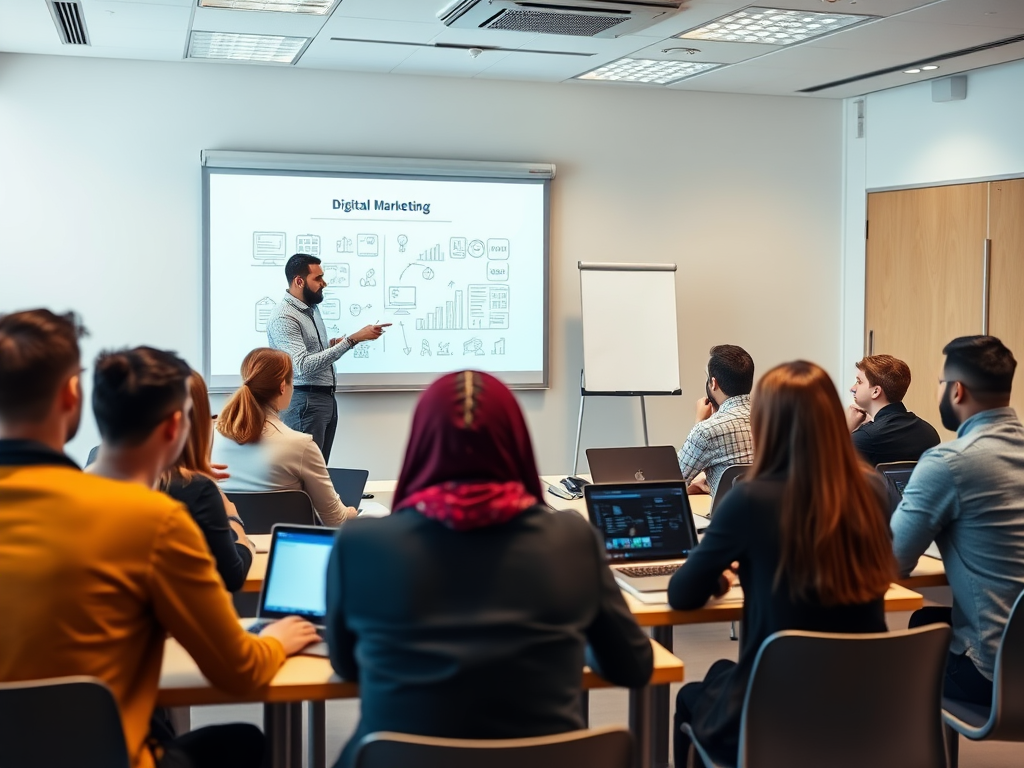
left=325, top=370, right=653, bottom=767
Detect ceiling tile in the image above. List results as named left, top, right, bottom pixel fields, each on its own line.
left=298, top=37, right=415, bottom=70
left=389, top=44, right=512, bottom=77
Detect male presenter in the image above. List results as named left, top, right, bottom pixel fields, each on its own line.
left=267, top=254, right=388, bottom=461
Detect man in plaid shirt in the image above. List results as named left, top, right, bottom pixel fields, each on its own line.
left=677, top=345, right=755, bottom=498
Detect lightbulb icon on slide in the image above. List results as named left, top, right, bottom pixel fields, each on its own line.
left=397, top=234, right=408, bottom=253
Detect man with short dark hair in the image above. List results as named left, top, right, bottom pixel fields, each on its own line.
left=267, top=253, right=390, bottom=461
left=677, top=344, right=755, bottom=497
left=892, top=335, right=1024, bottom=706
left=0, top=310, right=319, bottom=768
left=846, top=354, right=940, bottom=466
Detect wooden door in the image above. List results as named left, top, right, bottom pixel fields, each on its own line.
left=865, top=183, right=988, bottom=438
left=988, top=178, right=1024, bottom=417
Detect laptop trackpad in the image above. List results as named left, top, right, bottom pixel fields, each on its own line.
left=300, top=641, right=330, bottom=657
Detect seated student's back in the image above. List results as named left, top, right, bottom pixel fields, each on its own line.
left=326, top=371, right=653, bottom=768
left=213, top=347, right=354, bottom=526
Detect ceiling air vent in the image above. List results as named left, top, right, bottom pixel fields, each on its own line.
left=47, top=1, right=91, bottom=45
left=437, top=0, right=682, bottom=38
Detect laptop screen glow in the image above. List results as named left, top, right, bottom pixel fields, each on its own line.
left=588, top=485, right=696, bottom=562
left=262, top=530, right=332, bottom=619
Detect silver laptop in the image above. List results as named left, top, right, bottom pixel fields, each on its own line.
left=247, top=524, right=335, bottom=656
left=327, top=467, right=370, bottom=510
left=587, top=446, right=684, bottom=484
left=585, top=482, right=698, bottom=594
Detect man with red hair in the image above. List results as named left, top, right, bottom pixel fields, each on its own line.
left=847, top=354, right=940, bottom=466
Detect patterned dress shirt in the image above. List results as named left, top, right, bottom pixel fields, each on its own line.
left=266, top=294, right=353, bottom=388
left=677, top=394, right=753, bottom=497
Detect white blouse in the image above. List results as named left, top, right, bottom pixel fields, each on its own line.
left=212, top=412, right=352, bottom=526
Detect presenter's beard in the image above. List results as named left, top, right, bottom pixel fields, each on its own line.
left=939, top=382, right=961, bottom=432
left=303, top=285, right=325, bottom=306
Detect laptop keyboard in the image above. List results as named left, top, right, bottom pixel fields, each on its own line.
left=617, top=563, right=681, bottom=578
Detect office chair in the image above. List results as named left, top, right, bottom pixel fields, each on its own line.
left=0, top=676, right=130, bottom=768
left=710, top=464, right=751, bottom=517
left=875, top=461, right=917, bottom=518
left=352, top=726, right=632, bottom=768
left=683, top=624, right=950, bottom=768
left=943, top=588, right=1024, bottom=767
left=226, top=490, right=317, bottom=533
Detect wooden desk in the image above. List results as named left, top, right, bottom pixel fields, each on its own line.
left=623, top=583, right=924, bottom=627
left=898, top=556, right=948, bottom=589
left=242, top=476, right=711, bottom=593
left=158, top=637, right=683, bottom=768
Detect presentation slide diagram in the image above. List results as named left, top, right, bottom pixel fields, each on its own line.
left=208, top=173, right=545, bottom=386
left=253, top=232, right=286, bottom=264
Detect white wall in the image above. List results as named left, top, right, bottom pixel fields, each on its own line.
left=0, top=53, right=844, bottom=478
left=841, top=58, right=1024, bottom=372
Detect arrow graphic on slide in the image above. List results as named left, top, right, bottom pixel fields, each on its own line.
left=400, top=322, right=411, bottom=355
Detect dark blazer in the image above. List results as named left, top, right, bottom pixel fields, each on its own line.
left=326, top=505, right=654, bottom=768
left=164, top=474, right=252, bottom=592
left=852, top=402, right=941, bottom=467
left=668, top=477, right=887, bottom=765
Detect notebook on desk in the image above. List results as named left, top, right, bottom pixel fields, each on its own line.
left=586, top=446, right=684, bottom=484
left=585, top=482, right=698, bottom=595
left=246, top=524, right=335, bottom=657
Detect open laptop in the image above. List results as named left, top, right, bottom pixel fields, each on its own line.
left=585, top=482, right=699, bottom=594
left=586, top=446, right=684, bottom=484
left=327, top=467, right=370, bottom=509
left=876, top=462, right=941, bottom=560
left=247, top=524, right=335, bottom=656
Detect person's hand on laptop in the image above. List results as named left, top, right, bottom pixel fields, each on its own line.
left=258, top=616, right=322, bottom=655
left=714, top=562, right=740, bottom=598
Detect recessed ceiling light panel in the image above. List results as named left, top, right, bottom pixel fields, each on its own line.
left=576, top=58, right=720, bottom=85
left=678, top=6, right=872, bottom=46
left=188, top=31, right=308, bottom=63
left=198, top=0, right=338, bottom=14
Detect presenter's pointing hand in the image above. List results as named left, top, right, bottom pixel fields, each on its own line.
left=350, top=324, right=392, bottom=343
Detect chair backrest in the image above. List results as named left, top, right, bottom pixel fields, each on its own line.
left=875, top=461, right=918, bottom=517
left=988, top=587, right=1024, bottom=739
left=86, top=445, right=99, bottom=467
left=738, top=624, right=950, bottom=768
left=710, top=464, right=750, bottom=516
left=0, top=676, right=130, bottom=768
left=352, top=726, right=632, bottom=768
left=226, top=490, right=316, bottom=533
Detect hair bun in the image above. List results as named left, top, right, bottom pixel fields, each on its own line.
left=96, top=352, right=133, bottom=385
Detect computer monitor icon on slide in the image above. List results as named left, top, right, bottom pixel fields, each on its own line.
left=387, top=286, right=416, bottom=315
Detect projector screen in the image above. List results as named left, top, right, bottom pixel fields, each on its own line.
left=202, top=152, right=551, bottom=392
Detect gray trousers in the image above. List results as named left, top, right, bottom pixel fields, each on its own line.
left=281, top=390, right=338, bottom=463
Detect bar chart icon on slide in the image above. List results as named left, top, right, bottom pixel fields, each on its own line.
left=416, top=289, right=464, bottom=330
left=419, top=244, right=444, bottom=262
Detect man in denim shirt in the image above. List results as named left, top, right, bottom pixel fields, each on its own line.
left=892, top=336, right=1024, bottom=705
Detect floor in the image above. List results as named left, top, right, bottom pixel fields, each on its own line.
left=191, top=600, right=1022, bottom=767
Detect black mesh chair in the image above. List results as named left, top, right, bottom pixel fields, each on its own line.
left=709, top=464, right=751, bottom=517
left=226, top=490, right=317, bottom=533
left=353, top=726, right=632, bottom=768
left=0, top=676, right=129, bottom=768
left=943, top=588, right=1024, bottom=767
left=684, top=625, right=950, bottom=768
